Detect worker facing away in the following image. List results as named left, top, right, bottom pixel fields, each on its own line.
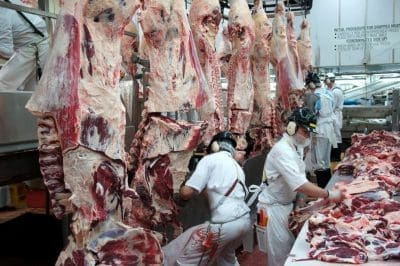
left=0, top=0, right=49, bottom=91
left=313, top=74, right=337, bottom=187
left=163, top=131, right=251, bottom=266
left=257, top=107, right=344, bottom=266
left=325, top=72, right=345, bottom=161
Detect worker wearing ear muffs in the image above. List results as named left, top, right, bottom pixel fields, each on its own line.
left=163, top=131, right=251, bottom=266
left=256, top=107, right=344, bottom=266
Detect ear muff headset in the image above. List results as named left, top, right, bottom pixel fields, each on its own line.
left=210, top=141, right=220, bottom=153
left=286, top=121, right=297, bottom=136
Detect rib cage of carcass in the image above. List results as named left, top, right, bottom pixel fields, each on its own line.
left=25, top=1, right=163, bottom=265
left=126, top=0, right=211, bottom=241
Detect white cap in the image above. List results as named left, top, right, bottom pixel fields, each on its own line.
left=325, top=72, right=335, bottom=79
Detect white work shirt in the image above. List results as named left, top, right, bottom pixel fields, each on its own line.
left=186, top=151, right=250, bottom=223
left=0, top=0, right=48, bottom=58
left=332, top=86, right=344, bottom=128
left=258, top=134, right=308, bottom=205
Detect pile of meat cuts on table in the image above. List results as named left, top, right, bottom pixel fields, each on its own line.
left=307, top=130, right=400, bottom=264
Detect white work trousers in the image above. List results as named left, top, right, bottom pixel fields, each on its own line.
left=315, top=136, right=332, bottom=170
left=163, top=215, right=251, bottom=266
left=0, top=40, right=48, bottom=91
left=257, top=202, right=294, bottom=266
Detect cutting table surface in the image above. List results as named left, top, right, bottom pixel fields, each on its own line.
left=284, top=173, right=400, bottom=266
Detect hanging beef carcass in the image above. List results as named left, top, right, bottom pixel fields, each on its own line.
left=139, top=0, right=210, bottom=113
left=127, top=0, right=209, bottom=240
left=248, top=0, right=277, bottom=155
left=26, top=1, right=163, bottom=264
left=189, top=0, right=224, bottom=144
left=297, top=18, right=313, bottom=81
left=217, top=26, right=233, bottom=78
left=126, top=115, right=206, bottom=238
left=226, top=0, right=255, bottom=162
left=286, top=11, right=303, bottom=84
left=271, top=1, right=303, bottom=111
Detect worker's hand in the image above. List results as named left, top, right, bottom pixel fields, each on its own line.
left=327, top=189, right=343, bottom=203
left=295, top=192, right=308, bottom=209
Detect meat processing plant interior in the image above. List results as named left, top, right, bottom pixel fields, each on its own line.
left=1, top=0, right=400, bottom=265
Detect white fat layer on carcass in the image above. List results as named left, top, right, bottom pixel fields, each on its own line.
left=227, top=0, right=255, bottom=111
left=169, top=151, right=193, bottom=192
left=384, top=211, right=400, bottom=228
left=250, top=2, right=273, bottom=127
left=226, top=0, right=255, bottom=136
left=141, top=117, right=205, bottom=159
left=56, top=235, right=97, bottom=265
left=216, top=26, right=232, bottom=77
left=63, top=146, right=124, bottom=215
left=26, top=2, right=83, bottom=113
left=86, top=221, right=163, bottom=264
left=140, top=0, right=209, bottom=113
left=297, top=18, right=313, bottom=78
left=189, top=0, right=224, bottom=143
left=309, top=213, right=328, bottom=226
left=286, top=11, right=302, bottom=82
left=26, top=0, right=139, bottom=161
left=270, top=2, right=287, bottom=63
left=335, top=180, right=382, bottom=194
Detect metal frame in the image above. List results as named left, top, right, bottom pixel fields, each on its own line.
left=0, top=0, right=57, bottom=19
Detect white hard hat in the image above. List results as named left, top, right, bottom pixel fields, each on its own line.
left=325, top=72, right=335, bottom=79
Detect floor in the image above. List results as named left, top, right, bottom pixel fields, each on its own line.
left=237, top=245, right=268, bottom=266
left=0, top=211, right=268, bottom=266
left=0, top=213, right=63, bottom=266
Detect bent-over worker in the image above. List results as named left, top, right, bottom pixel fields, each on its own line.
left=163, top=131, right=251, bottom=266
left=0, top=0, right=49, bottom=91
left=257, top=107, right=344, bottom=266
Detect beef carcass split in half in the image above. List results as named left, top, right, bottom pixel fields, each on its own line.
left=248, top=0, right=278, bottom=155
left=139, top=0, right=211, bottom=113
left=297, top=18, right=313, bottom=81
left=271, top=1, right=303, bottom=112
left=127, top=0, right=209, bottom=240
left=26, top=1, right=163, bottom=264
left=226, top=0, right=255, bottom=162
left=127, top=115, right=206, bottom=240
left=286, top=11, right=303, bottom=85
left=189, top=0, right=224, bottom=144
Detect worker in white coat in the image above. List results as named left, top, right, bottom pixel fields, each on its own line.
left=257, top=107, right=344, bottom=266
left=326, top=73, right=344, bottom=161
left=0, top=0, right=49, bottom=91
left=163, top=131, right=251, bottom=266
left=314, top=77, right=337, bottom=187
